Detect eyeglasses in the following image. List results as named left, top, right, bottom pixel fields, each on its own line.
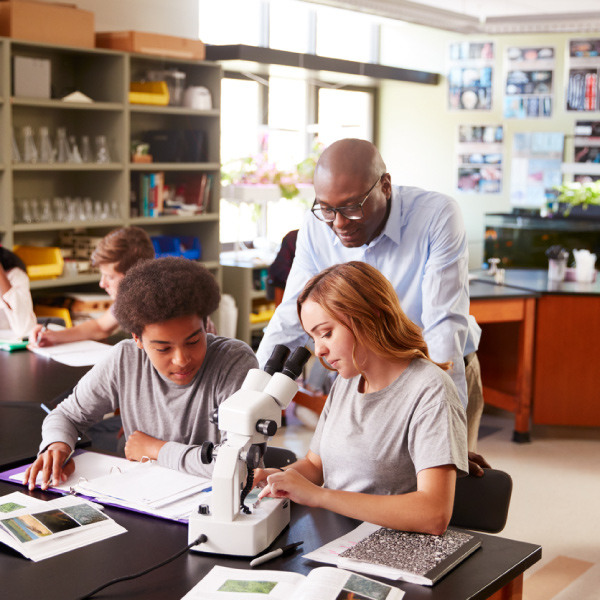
left=311, top=174, right=383, bottom=223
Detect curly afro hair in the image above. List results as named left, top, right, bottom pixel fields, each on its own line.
left=113, top=257, right=220, bottom=337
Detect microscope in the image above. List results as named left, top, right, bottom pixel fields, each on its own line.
left=188, top=345, right=311, bottom=556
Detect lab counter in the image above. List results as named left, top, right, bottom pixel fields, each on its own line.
left=469, top=270, right=600, bottom=441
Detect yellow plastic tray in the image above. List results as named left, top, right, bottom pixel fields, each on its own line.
left=249, top=308, right=275, bottom=324
left=13, top=246, right=64, bottom=280
left=34, top=305, right=73, bottom=328
left=129, top=81, right=169, bottom=106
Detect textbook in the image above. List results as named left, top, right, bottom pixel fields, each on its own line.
left=1, top=450, right=211, bottom=523
left=304, top=522, right=481, bottom=586
left=181, top=565, right=405, bottom=600
left=0, top=491, right=125, bottom=562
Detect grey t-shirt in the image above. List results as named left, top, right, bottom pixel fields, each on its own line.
left=310, top=358, right=468, bottom=495
left=40, top=334, right=258, bottom=477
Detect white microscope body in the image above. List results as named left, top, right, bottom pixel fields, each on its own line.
left=188, top=346, right=310, bottom=556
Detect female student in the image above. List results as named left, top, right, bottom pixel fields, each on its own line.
left=0, top=246, right=36, bottom=339
left=256, top=261, right=468, bottom=535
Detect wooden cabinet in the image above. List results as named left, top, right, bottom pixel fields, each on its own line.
left=0, top=36, right=222, bottom=294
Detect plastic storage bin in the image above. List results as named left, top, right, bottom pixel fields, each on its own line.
left=13, top=246, right=64, bottom=280
left=129, top=81, right=169, bottom=106
left=151, top=236, right=201, bottom=260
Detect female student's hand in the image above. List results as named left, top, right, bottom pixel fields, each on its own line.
left=30, top=324, right=60, bottom=347
left=257, top=469, right=323, bottom=508
left=253, top=467, right=284, bottom=489
left=23, top=442, right=74, bottom=491
left=124, top=431, right=166, bottom=462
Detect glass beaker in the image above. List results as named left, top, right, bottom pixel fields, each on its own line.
left=22, top=126, right=38, bottom=163
left=56, top=127, right=71, bottom=163
left=80, top=135, right=93, bottom=162
left=95, top=135, right=111, bottom=163
left=69, top=135, right=83, bottom=163
left=38, top=126, right=54, bottom=163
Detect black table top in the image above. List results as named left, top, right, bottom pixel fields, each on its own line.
left=469, top=278, right=538, bottom=300
left=471, top=268, right=600, bottom=296
left=0, top=480, right=541, bottom=600
left=0, top=348, right=90, bottom=406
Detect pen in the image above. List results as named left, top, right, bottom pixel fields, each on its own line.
left=249, top=541, right=303, bottom=568
left=36, top=318, right=50, bottom=345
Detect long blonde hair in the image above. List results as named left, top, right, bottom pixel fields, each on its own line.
left=297, top=261, right=451, bottom=375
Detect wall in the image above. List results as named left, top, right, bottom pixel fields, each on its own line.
left=378, top=27, right=600, bottom=268
left=37, top=0, right=199, bottom=38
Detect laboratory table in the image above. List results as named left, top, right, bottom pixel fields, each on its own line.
left=0, top=480, right=540, bottom=600
left=470, top=269, right=600, bottom=440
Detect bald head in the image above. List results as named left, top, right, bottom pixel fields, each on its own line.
left=314, top=139, right=386, bottom=187
left=312, top=139, right=391, bottom=248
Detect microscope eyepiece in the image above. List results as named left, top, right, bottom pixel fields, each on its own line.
left=281, top=347, right=311, bottom=380
left=264, top=344, right=290, bottom=375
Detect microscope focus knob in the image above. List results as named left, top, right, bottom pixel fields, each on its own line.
left=209, top=409, right=219, bottom=425
left=200, top=441, right=214, bottom=464
left=256, top=419, right=278, bottom=436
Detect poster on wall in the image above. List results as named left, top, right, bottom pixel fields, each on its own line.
left=566, top=39, right=600, bottom=111
left=456, top=124, right=503, bottom=193
left=571, top=121, right=600, bottom=182
left=504, top=46, right=554, bottom=118
left=448, top=42, right=494, bottom=111
left=510, top=132, right=564, bottom=208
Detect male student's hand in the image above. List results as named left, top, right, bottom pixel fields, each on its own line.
left=468, top=451, right=491, bottom=477
left=23, top=442, right=74, bottom=491
left=124, top=431, right=167, bottom=462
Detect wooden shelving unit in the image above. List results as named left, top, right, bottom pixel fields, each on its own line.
left=0, top=36, right=222, bottom=294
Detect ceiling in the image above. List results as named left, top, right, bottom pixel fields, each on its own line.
left=302, top=0, right=600, bottom=34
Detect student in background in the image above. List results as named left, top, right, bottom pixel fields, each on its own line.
left=0, top=246, right=36, bottom=339
left=24, top=257, right=258, bottom=490
left=255, top=262, right=467, bottom=535
left=32, top=226, right=155, bottom=346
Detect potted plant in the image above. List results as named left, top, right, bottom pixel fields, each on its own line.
left=553, top=181, right=600, bottom=217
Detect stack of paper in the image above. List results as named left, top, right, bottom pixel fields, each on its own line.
left=0, top=491, right=125, bottom=561
left=28, top=340, right=114, bottom=366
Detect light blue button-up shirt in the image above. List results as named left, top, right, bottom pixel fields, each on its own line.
left=256, top=185, right=481, bottom=408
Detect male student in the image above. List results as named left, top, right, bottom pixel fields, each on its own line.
left=257, top=138, right=486, bottom=465
left=32, top=226, right=155, bottom=346
left=24, top=257, right=258, bottom=490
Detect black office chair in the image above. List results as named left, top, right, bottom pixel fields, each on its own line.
left=449, top=468, right=513, bottom=533
left=264, top=446, right=297, bottom=469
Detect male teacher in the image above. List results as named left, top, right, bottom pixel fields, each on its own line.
left=257, top=138, right=485, bottom=461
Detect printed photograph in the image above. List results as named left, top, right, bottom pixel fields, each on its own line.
left=1, top=515, right=50, bottom=543
left=0, top=502, right=25, bottom=513
left=218, top=579, right=278, bottom=593
left=33, top=509, right=80, bottom=534
left=336, top=591, right=372, bottom=600
left=342, top=573, right=391, bottom=599
left=62, top=504, right=108, bottom=526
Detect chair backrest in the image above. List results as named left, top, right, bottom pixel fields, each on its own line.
left=264, top=446, right=297, bottom=469
left=449, top=468, right=513, bottom=533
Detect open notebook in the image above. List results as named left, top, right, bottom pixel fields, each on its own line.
left=1, top=450, right=211, bottom=523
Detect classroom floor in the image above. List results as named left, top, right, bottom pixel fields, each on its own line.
left=272, top=404, right=600, bottom=600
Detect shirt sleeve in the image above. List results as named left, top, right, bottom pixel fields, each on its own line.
left=420, top=199, right=472, bottom=409
left=256, top=218, right=317, bottom=367
left=0, top=268, right=37, bottom=338
left=39, top=349, right=121, bottom=453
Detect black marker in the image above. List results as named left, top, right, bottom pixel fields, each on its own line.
left=249, top=541, right=303, bottom=567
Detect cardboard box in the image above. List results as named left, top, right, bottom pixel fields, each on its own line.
left=96, top=31, right=205, bottom=60
left=13, top=55, right=51, bottom=98
left=0, top=0, right=94, bottom=48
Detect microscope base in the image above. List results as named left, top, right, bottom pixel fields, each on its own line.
left=188, top=496, right=290, bottom=556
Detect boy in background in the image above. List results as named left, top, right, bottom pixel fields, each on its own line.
left=32, top=226, right=155, bottom=346
left=24, top=257, right=258, bottom=489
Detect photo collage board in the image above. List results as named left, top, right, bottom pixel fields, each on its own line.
left=572, top=120, right=600, bottom=182
left=457, top=125, right=503, bottom=194
left=567, top=39, right=600, bottom=111
left=448, top=41, right=494, bottom=111
left=504, top=46, right=554, bottom=118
